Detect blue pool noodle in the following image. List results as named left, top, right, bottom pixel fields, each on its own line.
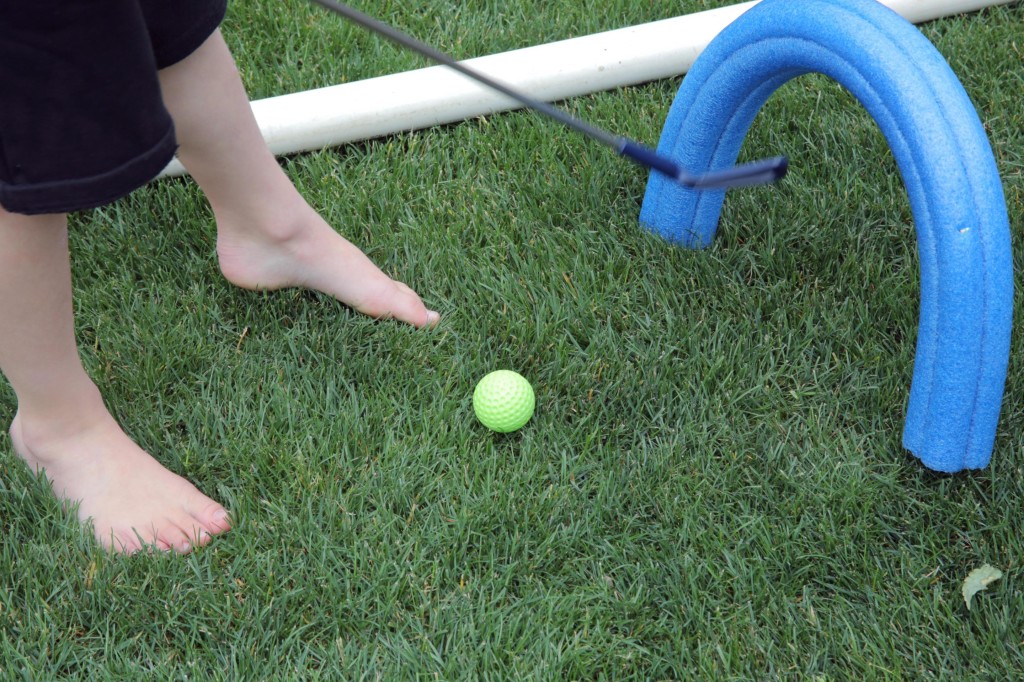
left=640, top=0, right=1012, bottom=472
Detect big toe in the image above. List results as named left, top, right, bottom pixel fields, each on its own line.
left=360, top=282, right=439, bottom=329
left=192, top=501, right=232, bottom=536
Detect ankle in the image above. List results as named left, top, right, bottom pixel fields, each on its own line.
left=13, top=382, right=111, bottom=454
left=214, top=191, right=317, bottom=246
left=206, top=163, right=307, bottom=227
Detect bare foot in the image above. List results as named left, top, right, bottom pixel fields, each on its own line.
left=214, top=200, right=440, bottom=329
left=10, top=397, right=230, bottom=554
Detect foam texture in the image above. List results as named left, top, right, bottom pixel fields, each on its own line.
left=639, top=0, right=1012, bottom=472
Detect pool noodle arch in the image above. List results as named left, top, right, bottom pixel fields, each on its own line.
left=639, top=0, right=1012, bottom=472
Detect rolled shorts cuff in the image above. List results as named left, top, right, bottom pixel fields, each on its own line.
left=0, top=124, right=177, bottom=216
left=150, top=0, right=229, bottom=69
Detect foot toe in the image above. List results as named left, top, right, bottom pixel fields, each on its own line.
left=154, top=526, right=191, bottom=554
left=196, top=504, right=232, bottom=535
left=385, top=282, right=439, bottom=329
left=108, top=527, right=146, bottom=555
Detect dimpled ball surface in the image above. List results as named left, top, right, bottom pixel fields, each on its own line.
left=473, top=370, right=535, bottom=432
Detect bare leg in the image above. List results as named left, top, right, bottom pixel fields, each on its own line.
left=0, top=206, right=230, bottom=553
left=157, top=30, right=440, bottom=328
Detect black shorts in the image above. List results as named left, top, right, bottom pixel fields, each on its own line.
left=0, top=0, right=228, bottom=215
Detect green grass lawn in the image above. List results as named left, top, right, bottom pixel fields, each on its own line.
left=3, top=0, right=1023, bottom=678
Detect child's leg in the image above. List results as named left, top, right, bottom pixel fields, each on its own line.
left=0, top=206, right=230, bottom=553
left=156, top=30, right=440, bottom=328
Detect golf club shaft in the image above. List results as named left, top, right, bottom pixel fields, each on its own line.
left=307, top=0, right=788, bottom=189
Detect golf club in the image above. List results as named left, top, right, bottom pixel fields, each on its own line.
left=307, top=0, right=788, bottom=190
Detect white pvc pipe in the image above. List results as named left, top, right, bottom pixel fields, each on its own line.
left=883, top=0, right=1014, bottom=22
left=160, top=0, right=1015, bottom=177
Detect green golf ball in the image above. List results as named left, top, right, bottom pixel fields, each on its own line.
left=473, top=370, right=535, bottom=432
